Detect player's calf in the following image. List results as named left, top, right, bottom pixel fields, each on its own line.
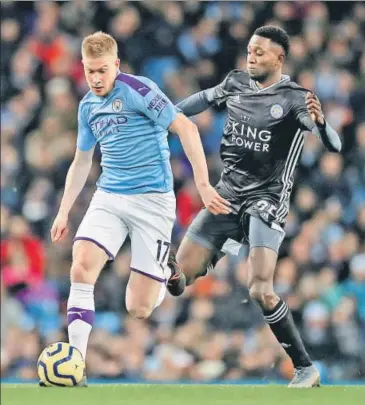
left=169, top=251, right=222, bottom=288
left=250, top=282, right=313, bottom=373
left=248, top=247, right=313, bottom=375
left=183, top=252, right=222, bottom=286
left=173, top=237, right=216, bottom=287
left=125, top=270, right=166, bottom=319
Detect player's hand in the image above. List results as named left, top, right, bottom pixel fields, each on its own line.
left=306, top=92, right=325, bottom=126
left=197, top=184, right=231, bottom=215
left=50, top=212, right=69, bottom=242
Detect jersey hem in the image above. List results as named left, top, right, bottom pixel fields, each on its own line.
left=96, top=185, right=173, bottom=195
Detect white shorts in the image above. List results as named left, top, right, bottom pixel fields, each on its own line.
left=74, top=189, right=176, bottom=282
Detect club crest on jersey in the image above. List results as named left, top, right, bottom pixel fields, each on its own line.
left=112, top=98, right=123, bottom=112
left=270, top=104, right=283, bottom=119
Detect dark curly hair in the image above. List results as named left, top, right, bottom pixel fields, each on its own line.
left=253, top=25, right=290, bottom=56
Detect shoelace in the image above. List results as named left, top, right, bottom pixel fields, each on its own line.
left=291, top=367, right=308, bottom=383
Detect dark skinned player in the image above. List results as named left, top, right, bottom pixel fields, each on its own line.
left=167, top=26, right=341, bottom=387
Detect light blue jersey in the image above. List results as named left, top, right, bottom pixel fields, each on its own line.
left=77, top=73, right=179, bottom=194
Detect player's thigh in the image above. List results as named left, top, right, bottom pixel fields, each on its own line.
left=72, top=190, right=129, bottom=284
left=71, top=240, right=109, bottom=284
left=180, top=208, right=242, bottom=276
left=247, top=215, right=284, bottom=288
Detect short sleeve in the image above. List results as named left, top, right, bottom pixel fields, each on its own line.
left=292, top=91, right=316, bottom=132
left=125, top=77, right=179, bottom=130
left=76, top=103, right=96, bottom=151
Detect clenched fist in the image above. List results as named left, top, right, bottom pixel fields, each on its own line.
left=306, top=92, right=325, bottom=126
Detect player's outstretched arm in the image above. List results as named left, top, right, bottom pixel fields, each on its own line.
left=305, top=92, right=342, bottom=152
left=176, top=71, right=233, bottom=116
left=50, top=147, right=94, bottom=242
left=169, top=113, right=231, bottom=215
left=176, top=89, right=215, bottom=117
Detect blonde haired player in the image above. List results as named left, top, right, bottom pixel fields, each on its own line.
left=49, top=32, right=230, bottom=386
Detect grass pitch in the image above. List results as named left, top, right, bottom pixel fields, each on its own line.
left=2, top=384, right=364, bottom=405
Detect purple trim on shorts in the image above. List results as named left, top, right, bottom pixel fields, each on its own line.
left=73, top=237, right=114, bottom=261
left=67, top=307, right=95, bottom=326
left=116, top=73, right=151, bottom=96
left=130, top=267, right=166, bottom=283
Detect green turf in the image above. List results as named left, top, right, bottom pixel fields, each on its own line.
left=1, top=384, right=364, bottom=405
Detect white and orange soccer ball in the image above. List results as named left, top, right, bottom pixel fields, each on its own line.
left=37, top=342, right=85, bottom=387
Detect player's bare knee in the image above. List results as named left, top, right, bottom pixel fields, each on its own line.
left=249, top=288, right=264, bottom=306
left=70, top=260, right=94, bottom=284
left=248, top=278, right=272, bottom=303
left=249, top=283, right=278, bottom=309
left=126, top=303, right=153, bottom=320
left=261, top=292, right=279, bottom=309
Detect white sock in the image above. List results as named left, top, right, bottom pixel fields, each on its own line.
left=67, top=282, right=95, bottom=361
left=153, top=283, right=167, bottom=309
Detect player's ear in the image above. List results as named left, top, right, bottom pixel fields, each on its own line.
left=115, top=59, right=120, bottom=69
left=278, top=54, right=285, bottom=65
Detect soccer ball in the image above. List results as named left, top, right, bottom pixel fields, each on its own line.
left=37, top=342, right=85, bottom=387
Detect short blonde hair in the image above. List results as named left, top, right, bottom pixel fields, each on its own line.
left=81, top=31, right=118, bottom=58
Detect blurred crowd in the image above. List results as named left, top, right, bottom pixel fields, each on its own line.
left=1, top=1, right=364, bottom=383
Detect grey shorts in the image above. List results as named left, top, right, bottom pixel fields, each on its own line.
left=186, top=208, right=285, bottom=255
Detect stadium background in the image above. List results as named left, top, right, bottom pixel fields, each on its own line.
left=1, top=1, right=364, bottom=384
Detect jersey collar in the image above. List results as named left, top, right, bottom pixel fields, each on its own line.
left=250, top=75, right=290, bottom=93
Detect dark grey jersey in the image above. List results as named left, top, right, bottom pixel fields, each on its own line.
left=206, top=69, right=317, bottom=225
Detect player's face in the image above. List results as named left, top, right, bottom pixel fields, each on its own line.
left=83, top=54, right=120, bottom=97
left=247, top=35, right=284, bottom=82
